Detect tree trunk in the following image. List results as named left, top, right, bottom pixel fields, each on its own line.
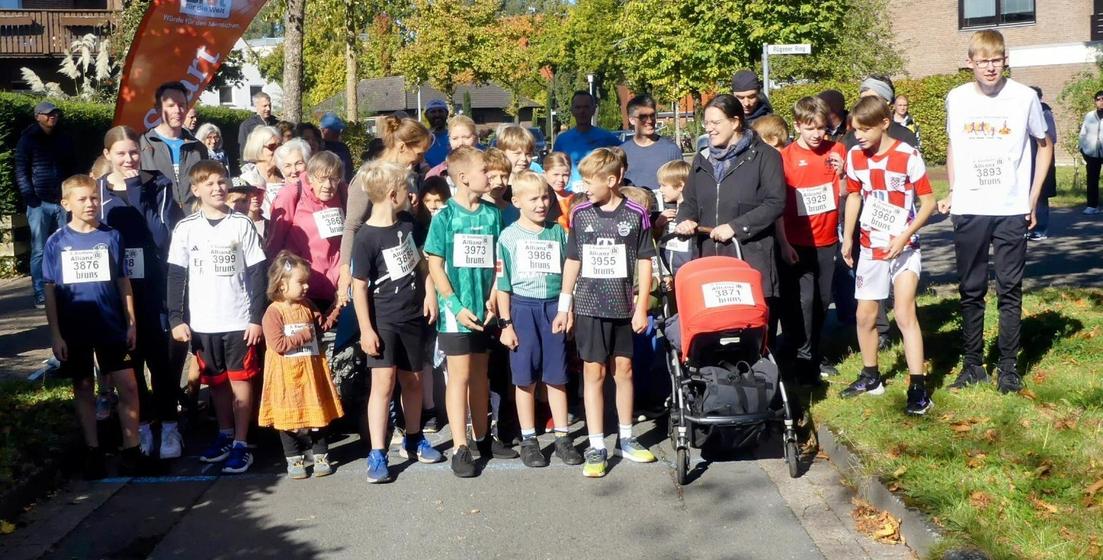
left=344, top=0, right=358, bottom=123
left=282, top=0, right=305, bottom=122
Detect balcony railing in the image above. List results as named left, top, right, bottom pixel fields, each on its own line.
left=0, top=9, right=117, bottom=57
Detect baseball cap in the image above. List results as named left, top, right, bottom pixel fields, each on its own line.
left=319, top=111, right=346, bottom=132
left=426, top=99, right=448, bottom=111
left=34, top=101, right=59, bottom=115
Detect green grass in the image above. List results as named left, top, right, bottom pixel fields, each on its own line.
left=0, top=379, right=74, bottom=488
left=814, top=287, right=1103, bottom=560
left=926, top=166, right=1086, bottom=209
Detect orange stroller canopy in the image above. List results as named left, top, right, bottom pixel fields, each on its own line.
left=673, top=256, right=769, bottom=361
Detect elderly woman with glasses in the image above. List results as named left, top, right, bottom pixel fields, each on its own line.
left=266, top=151, right=348, bottom=315
left=195, top=123, right=232, bottom=171
left=240, top=125, right=284, bottom=217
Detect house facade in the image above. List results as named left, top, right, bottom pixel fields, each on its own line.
left=0, top=0, right=119, bottom=90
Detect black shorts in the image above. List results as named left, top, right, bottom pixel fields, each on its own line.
left=573, top=315, right=634, bottom=364
left=363, top=319, right=425, bottom=372
left=191, top=331, right=259, bottom=386
left=438, top=331, right=490, bottom=356
left=58, top=339, right=134, bottom=379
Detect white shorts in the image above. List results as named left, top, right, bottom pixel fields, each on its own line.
left=855, top=248, right=921, bottom=301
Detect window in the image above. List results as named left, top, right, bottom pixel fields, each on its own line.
left=960, top=0, right=1035, bottom=28
left=249, top=85, right=263, bottom=100
left=219, top=86, right=233, bottom=105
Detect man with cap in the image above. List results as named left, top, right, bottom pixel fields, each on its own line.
left=423, top=98, right=451, bottom=168
left=320, top=111, right=355, bottom=182
left=731, top=69, right=774, bottom=125
left=16, top=100, right=73, bottom=308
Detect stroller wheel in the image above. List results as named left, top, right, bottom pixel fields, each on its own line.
left=784, top=439, right=800, bottom=478
left=676, top=447, right=690, bottom=485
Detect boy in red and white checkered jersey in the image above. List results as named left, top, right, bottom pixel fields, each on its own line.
left=839, top=96, right=936, bottom=415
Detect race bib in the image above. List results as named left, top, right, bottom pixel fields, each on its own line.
left=701, top=281, right=755, bottom=308
left=581, top=244, right=627, bottom=279
left=382, top=235, right=420, bottom=280
left=61, top=248, right=111, bottom=284
left=967, top=156, right=1013, bottom=190
left=453, top=234, right=494, bottom=268
left=860, top=197, right=908, bottom=236
left=283, top=322, right=319, bottom=357
left=125, top=247, right=145, bottom=280
left=515, top=239, right=561, bottom=275
left=209, top=245, right=239, bottom=277
left=795, top=183, right=836, bottom=216
left=313, top=207, right=344, bottom=239
left=664, top=236, right=690, bottom=253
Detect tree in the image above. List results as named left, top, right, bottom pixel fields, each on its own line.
left=283, top=0, right=306, bottom=121
left=396, top=0, right=500, bottom=112
left=766, top=0, right=905, bottom=85
left=618, top=0, right=848, bottom=102
left=481, top=14, right=558, bottom=121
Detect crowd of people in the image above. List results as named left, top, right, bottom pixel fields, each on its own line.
left=17, top=29, right=1072, bottom=481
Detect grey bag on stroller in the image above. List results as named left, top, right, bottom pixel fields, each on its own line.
left=692, top=358, right=778, bottom=419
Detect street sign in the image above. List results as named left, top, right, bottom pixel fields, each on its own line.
left=766, top=44, right=812, bottom=55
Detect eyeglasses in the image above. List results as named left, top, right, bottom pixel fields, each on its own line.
left=972, top=57, right=1006, bottom=69
left=634, top=112, right=657, bottom=121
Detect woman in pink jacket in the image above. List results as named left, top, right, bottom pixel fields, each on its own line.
left=266, top=151, right=348, bottom=314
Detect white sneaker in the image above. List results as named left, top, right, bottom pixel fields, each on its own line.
left=1083, top=206, right=1100, bottom=215
left=159, top=424, right=183, bottom=459
left=138, top=423, right=154, bottom=456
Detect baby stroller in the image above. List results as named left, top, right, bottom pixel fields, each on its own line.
left=657, top=247, right=799, bottom=484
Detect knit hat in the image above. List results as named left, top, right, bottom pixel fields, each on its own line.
left=731, top=70, right=761, bottom=93
left=859, top=77, right=894, bottom=103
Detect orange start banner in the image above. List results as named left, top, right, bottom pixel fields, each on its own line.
left=113, top=0, right=269, bottom=130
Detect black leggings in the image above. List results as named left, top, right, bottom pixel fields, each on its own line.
left=279, top=428, right=329, bottom=458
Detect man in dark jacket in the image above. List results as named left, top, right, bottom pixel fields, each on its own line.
left=697, top=70, right=775, bottom=150
left=238, top=91, right=276, bottom=159
left=140, top=82, right=209, bottom=210
left=16, top=101, right=73, bottom=307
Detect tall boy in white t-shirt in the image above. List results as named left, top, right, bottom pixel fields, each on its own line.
left=939, top=30, right=1052, bottom=394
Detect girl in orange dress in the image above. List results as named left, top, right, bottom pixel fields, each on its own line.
left=259, top=251, right=344, bottom=479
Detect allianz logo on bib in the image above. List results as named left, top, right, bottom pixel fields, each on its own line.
left=180, top=0, right=232, bottom=19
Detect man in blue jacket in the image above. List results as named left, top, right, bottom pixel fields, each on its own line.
left=16, top=101, right=73, bottom=308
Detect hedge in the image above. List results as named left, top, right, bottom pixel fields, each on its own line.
left=0, top=93, right=252, bottom=215
left=769, top=71, right=975, bottom=166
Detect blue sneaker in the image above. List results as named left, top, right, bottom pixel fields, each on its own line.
left=399, top=436, right=444, bottom=464
left=366, top=449, right=390, bottom=483
left=200, top=432, right=233, bottom=463
left=221, top=443, right=253, bottom=474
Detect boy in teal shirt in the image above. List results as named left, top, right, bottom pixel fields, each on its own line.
left=426, top=146, right=515, bottom=477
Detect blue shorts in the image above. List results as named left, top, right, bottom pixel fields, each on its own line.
left=508, top=294, right=568, bottom=387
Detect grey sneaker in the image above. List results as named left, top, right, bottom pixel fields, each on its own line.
left=618, top=437, right=656, bottom=463
left=286, top=455, right=308, bottom=479
left=312, top=453, right=333, bottom=477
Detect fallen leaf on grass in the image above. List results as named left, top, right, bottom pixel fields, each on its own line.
left=1033, top=369, right=1049, bottom=384
left=1029, top=494, right=1059, bottom=516
left=1020, top=389, right=1038, bottom=401
left=892, top=465, right=908, bottom=478
left=1077, top=326, right=1099, bottom=340
left=966, top=450, right=987, bottom=469
left=951, top=422, right=973, bottom=433
left=1020, top=419, right=1032, bottom=429
left=1054, top=418, right=1078, bottom=431
left=969, top=491, right=992, bottom=509
left=851, top=498, right=903, bottom=544
left=1032, top=461, right=1053, bottom=479
left=983, top=429, right=999, bottom=442
left=1086, top=479, right=1103, bottom=497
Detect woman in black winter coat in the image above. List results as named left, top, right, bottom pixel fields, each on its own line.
left=674, top=94, right=786, bottom=298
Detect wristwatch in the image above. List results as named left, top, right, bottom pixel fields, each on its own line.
left=497, top=318, right=513, bottom=329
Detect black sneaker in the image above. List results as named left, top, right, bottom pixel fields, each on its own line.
left=475, top=436, right=519, bottom=459
left=554, top=435, right=584, bottom=465
left=819, top=359, right=839, bottom=378
left=996, top=367, right=1023, bottom=394
left=451, top=445, right=476, bottom=478
left=519, top=437, right=547, bottom=468
left=948, top=364, right=989, bottom=390
left=839, top=372, right=885, bottom=398
left=905, top=384, right=933, bottom=416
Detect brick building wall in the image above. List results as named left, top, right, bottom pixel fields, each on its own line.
left=889, top=0, right=1098, bottom=163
